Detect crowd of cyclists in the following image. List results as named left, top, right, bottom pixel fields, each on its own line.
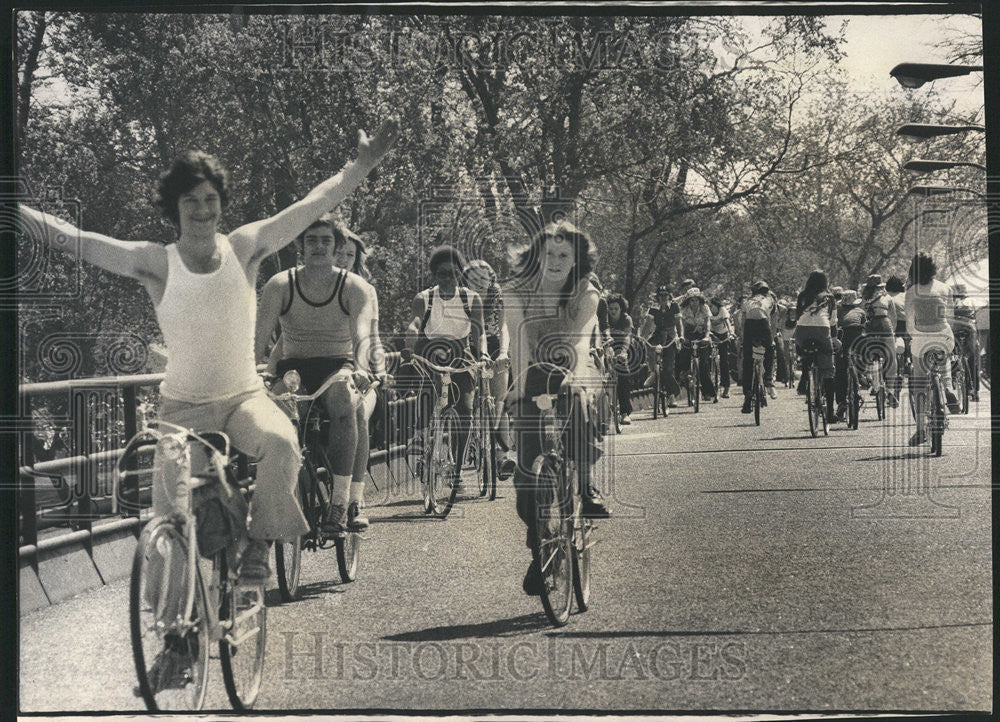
left=18, top=121, right=990, bottom=701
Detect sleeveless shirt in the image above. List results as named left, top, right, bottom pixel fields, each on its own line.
left=422, top=286, right=472, bottom=340
left=279, top=267, right=354, bottom=359
left=155, top=236, right=262, bottom=403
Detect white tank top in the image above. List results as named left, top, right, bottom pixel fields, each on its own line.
left=155, top=236, right=262, bottom=402
left=423, top=286, right=471, bottom=340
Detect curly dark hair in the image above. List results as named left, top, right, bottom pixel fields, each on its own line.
left=908, top=252, right=937, bottom=286
left=607, top=292, right=628, bottom=314
left=155, top=151, right=230, bottom=226
left=885, top=275, right=905, bottom=294
left=510, top=220, right=597, bottom=309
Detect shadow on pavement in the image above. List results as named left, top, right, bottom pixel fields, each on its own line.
left=550, top=620, right=991, bottom=638
left=382, top=613, right=549, bottom=641
left=265, top=580, right=349, bottom=606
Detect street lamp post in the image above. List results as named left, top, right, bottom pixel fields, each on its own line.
left=903, top=158, right=987, bottom=173
left=896, top=123, right=986, bottom=141
left=890, top=62, right=984, bottom=89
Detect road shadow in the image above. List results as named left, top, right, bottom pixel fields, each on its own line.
left=549, top=620, right=990, bottom=638
left=265, top=580, right=349, bottom=606
left=382, top=613, right=550, bottom=641
left=855, top=451, right=934, bottom=462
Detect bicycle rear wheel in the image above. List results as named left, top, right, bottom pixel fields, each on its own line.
left=130, top=518, right=210, bottom=711
left=336, top=533, right=360, bottom=583
left=218, top=553, right=267, bottom=710
left=806, top=370, right=819, bottom=438
left=652, top=364, right=661, bottom=420
left=692, top=359, right=700, bottom=413
left=572, top=516, right=593, bottom=612
left=753, top=370, right=762, bottom=426
left=955, top=357, right=970, bottom=415
left=711, top=357, right=720, bottom=400
left=847, top=368, right=860, bottom=430
left=531, top=456, right=573, bottom=627
left=478, top=398, right=494, bottom=496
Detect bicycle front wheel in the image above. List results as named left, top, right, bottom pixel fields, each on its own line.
left=572, top=517, right=593, bottom=612
left=130, top=518, right=210, bottom=711
left=425, top=413, right=459, bottom=518
left=275, top=467, right=307, bottom=602
left=531, top=456, right=573, bottom=627
left=336, top=533, right=360, bottom=583
left=218, top=553, right=267, bottom=710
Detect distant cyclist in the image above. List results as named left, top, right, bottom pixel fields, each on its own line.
left=950, top=283, right=980, bottom=402
left=463, top=258, right=517, bottom=478
left=708, top=296, right=733, bottom=399
left=677, top=287, right=717, bottom=403
left=794, top=270, right=837, bottom=421
left=861, top=273, right=899, bottom=408
left=833, top=290, right=866, bottom=422
left=885, top=274, right=908, bottom=403
left=639, top=284, right=683, bottom=412
left=607, top=293, right=636, bottom=424
left=740, top=280, right=778, bottom=413
left=905, top=253, right=959, bottom=446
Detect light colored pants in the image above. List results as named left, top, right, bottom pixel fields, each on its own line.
left=156, top=388, right=308, bottom=542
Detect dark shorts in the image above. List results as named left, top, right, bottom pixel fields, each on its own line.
left=276, top=357, right=354, bottom=394
left=487, top=334, right=501, bottom=360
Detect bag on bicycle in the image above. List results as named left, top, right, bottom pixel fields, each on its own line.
left=192, top=480, right=248, bottom=557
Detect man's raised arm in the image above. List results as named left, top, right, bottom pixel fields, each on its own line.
left=232, top=120, right=399, bottom=261
left=18, top=204, right=161, bottom=282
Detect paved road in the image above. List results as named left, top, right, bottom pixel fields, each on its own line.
left=19, top=384, right=992, bottom=713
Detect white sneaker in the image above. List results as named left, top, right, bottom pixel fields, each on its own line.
left=621, top=414, right=631, bottom=425
left=766, top=386, right=777, bottom=399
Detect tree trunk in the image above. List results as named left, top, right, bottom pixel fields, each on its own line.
left=17, top=12, right=48, bottom=167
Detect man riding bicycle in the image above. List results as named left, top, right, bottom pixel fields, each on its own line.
left=639, top=284, right=683, bottom=412
left=256, top=215, right=383, bottom=534
left=399, top=245, right=488, bottom=491
left=19, top=121, right=398, bottom=586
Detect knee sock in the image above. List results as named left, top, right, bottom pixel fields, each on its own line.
left=349, top=480, right=365, bottom=506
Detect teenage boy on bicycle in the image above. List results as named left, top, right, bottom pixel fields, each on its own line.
left=256, top=215, right=383, bottom=533
left=20, top=120, right=398, bottom=584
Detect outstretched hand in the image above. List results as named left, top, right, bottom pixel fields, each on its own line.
left=357, top=118, right=400, bottom=168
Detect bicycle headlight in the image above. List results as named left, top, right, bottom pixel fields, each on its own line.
left=282, top=369, right=301, bottom=394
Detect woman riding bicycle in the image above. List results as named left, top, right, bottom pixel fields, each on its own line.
left=905, top=252, right=959, bottom=446
left=739, top=280, right=778, bottom=413
left=463, top=258, right=518, bottom=479
left=794, top=270, right=837, bottom=422
left=607, top=293, right=637, bottom=424
left=504, top=220, right=610, bottom=596
left=708, top=296, right=733, bottom=399
left=677, top=287, right=717, bottom=403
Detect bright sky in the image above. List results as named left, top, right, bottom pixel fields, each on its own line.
left=828, top=13, right=984, bottom=117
